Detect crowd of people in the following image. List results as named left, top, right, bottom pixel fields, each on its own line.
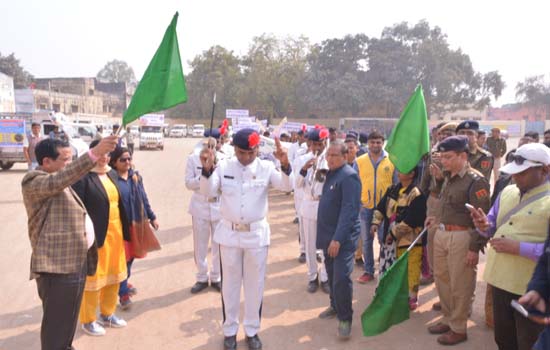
left=21, top=119, right=550, bottom=350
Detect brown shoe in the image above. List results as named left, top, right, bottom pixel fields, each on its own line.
left=428, top=323, right=450, bottom=335
left=432, top=301, right=442, bottom=311
left=437, top=330, right=467, bottom=345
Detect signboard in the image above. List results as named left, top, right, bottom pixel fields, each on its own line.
left=282, top=121, right=304, bottom=133
left=139, top=114, right=165, bottom=126
left=0, top=119, right=26, bottom=148
left=226, top=109, right=249, bottom=118
left=14, top=89, right=35, bottom=113
left=232, top=116, right=260, bottom=132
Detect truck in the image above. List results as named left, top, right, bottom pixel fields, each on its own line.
left=139, top=114, right=165, bottom=150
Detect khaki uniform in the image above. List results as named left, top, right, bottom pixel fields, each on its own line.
left=433, top=164, right=490, bottom=334
left=486, top=137, right=507, bottom=180
left=419, top=152, right=443, bottom=272
left=468, top=148, right=494, bottom=179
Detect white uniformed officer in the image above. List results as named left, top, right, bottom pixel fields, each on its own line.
left=185, top=128, right=226, bottom=294
left=199, top=128, right=292, bottom=350
left=291, top=131, right=309, bottom=263
left=294, top=127, right=330, bottom=294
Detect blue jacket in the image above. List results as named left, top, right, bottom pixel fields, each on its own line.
left=527, top=235, right=550, bottom=350
left=316, top=164, right=361, bottom=251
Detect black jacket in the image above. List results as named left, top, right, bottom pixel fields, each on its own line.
left=72, top=171, right=130, bottom=248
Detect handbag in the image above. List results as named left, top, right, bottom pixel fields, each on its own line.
left=127, top=173, right=161, bottom=258
left=129, top=217, right=161, bottom=258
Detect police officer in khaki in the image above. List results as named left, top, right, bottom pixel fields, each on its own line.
left=419, top=122, right=457, bottom=287
left=425, top=135, right=491, bottom=345
left=456, top=121, right=494, bottom=179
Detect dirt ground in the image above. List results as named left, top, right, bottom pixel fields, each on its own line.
left=0, top=137, right=501, bottom=350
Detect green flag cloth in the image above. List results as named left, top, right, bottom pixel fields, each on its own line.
left=385, top=84, right=430, bottom=173
left=361, top=250, right=410, bottom=336
left=123, top=12, right=188, bottom=126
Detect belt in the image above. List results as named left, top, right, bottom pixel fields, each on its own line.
left=222, top=219, right=265, bottom=232
left=194, top=193, right=219, bottom=203
left=439, top=223, right=471, bottom=231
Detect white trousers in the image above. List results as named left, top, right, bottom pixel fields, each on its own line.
left=192, top=217, right=220, bottom=283
left=294, top=196, right=305, bottom=254
left=302, top=217, right=328, bottom=282
left=298, top=217, right=305, bottom=254
left=220, top=245, right=268, bottom=337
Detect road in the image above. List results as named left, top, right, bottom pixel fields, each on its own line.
left=0, top=137, right=497, bottom=350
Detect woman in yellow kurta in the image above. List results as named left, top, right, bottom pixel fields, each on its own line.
left=72, top=139, right=130, bottom=336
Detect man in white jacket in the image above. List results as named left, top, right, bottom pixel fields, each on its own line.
left=199, top=128, right=292, bottom=350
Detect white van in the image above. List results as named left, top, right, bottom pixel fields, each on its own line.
left=192, top=124, right=205, bottom=138
left=169, top=124, right=188, bottom=138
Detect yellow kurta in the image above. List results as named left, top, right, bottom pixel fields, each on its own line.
left=84, top=175, right=127, bottom=291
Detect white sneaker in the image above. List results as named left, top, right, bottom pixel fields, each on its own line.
left=98, top=314, right=127, bottom=328
left=82, top=321, right=106, bottom=336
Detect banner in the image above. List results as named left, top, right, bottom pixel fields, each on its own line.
left=0, top=119, right=26, bottom=148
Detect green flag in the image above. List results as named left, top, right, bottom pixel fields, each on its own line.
left=123, top=12, right=188, bottom=126
left=361, top=251, right=410, bottom=336
left=385, top=84, right=430, bottom=173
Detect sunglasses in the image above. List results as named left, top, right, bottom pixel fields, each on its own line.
left=118, top=157, right=132, bottom=162
left=511, top=154, right=543, bottom=166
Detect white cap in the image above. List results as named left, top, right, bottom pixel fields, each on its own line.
left=500, top=143, right=550, bottom=175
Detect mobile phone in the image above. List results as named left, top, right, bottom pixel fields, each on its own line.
left=465, top=203, right=475, bottom=211
left=511, top=299, right=550, bottom=318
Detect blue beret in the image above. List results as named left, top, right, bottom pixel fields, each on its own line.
left=204, top=128, right=221, bottom=139
left=359, top=132, right=368, bottom=143
left=233, top=128, right=260, bottom=150
left=307, top=128, right=329, bottom=142
left=437, top=135, right=469, bottom=153
left=456, top=120, right=479, bottom=132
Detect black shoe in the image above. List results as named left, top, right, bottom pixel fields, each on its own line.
left=246, top=334, right=262, bottom=350
left=211, top=281, right=221, bottom=292
left=320, top=280, right=330, bottom=294
left=293, top=217, right=299, bottom=224
left=298, top=253, right=306, bottom=264
left=316, top=252, right=322, bottom=263
left=307, top=278, right=319, bottom=293
left=223, top=335, right=237, bottom=350
left=190, top=281, right=209, bottom=294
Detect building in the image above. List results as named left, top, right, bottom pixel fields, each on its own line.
left=488, top=103, right=550, bottom=121
left=15, top=77, right=133, bottom=118
left=0, top=72, right=16, bottom=113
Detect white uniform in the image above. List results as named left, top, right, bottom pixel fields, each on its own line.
left=288, top=141, right=307, bottom=165
left=294, top=152, right=328, bottom=283
left=290, top=146, right=308, bottom=255
left=185, top=153, right=222, bottom=283
left=221, top=142, right=235, bottom=158
left=200, top=157, right=291, bottom=337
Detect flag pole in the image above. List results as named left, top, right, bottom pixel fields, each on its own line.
left=406, top=227, right=428, bottom=252
left=209, top=92, right=216, bottom=135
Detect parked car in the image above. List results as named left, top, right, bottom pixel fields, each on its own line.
left=169, top=124, right=188, bottom=138
left=192, top=124, right=205, bottom=137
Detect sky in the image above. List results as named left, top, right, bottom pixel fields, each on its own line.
left=1, top=0, right=548, bottom=106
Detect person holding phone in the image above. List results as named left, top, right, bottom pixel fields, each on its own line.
left=519, top=235, right=550, bottom=350
left=471, top=142, right=550, bottom=350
